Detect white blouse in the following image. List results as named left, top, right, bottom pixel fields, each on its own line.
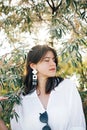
left=10, top=79, right=86, bottom=130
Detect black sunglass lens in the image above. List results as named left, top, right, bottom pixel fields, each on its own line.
left=39, top=111, right=48, bottom=123
left=42, top=125, right=51, bottom=130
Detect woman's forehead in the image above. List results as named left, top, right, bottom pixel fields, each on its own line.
left=41, top=51, right=55, bottom=60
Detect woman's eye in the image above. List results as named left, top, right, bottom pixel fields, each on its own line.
left=44, top=60, right=49, bottom=62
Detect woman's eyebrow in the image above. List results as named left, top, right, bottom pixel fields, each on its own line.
left=41, top=56, right=55, bottom=61
left=43, top=57, right=50, bottom=59
left=41, top=57, right=49, bottom=61
left=43, top=56, right=55, bottom=59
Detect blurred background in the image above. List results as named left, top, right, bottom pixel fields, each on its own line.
left=0, top=0, right=87, bottom=129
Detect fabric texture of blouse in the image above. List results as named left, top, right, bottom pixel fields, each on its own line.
left=10, top=79, right=86, bottom=130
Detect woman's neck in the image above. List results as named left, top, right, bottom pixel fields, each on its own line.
left=37, top=77, right=47, bottom=95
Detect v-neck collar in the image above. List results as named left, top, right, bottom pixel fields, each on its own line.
left=35, top=90, right=54, bottom=111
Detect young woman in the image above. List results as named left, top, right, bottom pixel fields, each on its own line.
left=0, top=97, right=8, bottom=130
left=10, top=44, right=86, bottom=130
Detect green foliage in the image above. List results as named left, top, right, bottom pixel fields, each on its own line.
left=79, top=90, right=87, bottom=127
left=0, top=92, right=21, bottom=124
left=0, top=49, right=26, bottom=129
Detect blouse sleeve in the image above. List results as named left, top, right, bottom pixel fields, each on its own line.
left=68, top=82, right=86, bottom=130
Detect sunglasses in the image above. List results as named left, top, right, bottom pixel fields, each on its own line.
left=39, top=111, right=51, bottom=130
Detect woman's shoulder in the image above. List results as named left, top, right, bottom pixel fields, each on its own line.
left=13, top=91, right=36, bottom=107
left=54, top=78, right=79, bottom=100
left=55, top=77, right=76, bottom=91
left=62, top=78, right=76, bottom=86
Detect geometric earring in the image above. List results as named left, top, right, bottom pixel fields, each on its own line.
left=32, top=69, right=37, bottom=86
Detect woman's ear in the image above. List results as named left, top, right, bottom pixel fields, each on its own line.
left=30, top=63, right=36, bottom=70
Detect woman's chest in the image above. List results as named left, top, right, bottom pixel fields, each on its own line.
left=21, top=93, right=70, bottom=130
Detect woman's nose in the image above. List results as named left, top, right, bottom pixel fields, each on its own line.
left=50, top=59, right=56, bottom=65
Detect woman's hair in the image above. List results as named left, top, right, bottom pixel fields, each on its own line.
left=23, top=44, right=63, bottom=95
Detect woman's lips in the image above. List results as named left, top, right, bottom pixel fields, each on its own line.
left=49, top=68, right=56, bottom=71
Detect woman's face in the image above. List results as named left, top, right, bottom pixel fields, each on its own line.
left=36, top=51, right=57, bottom=79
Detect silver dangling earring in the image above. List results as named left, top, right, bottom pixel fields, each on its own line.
left=32, top=69, right=37, bottom=86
